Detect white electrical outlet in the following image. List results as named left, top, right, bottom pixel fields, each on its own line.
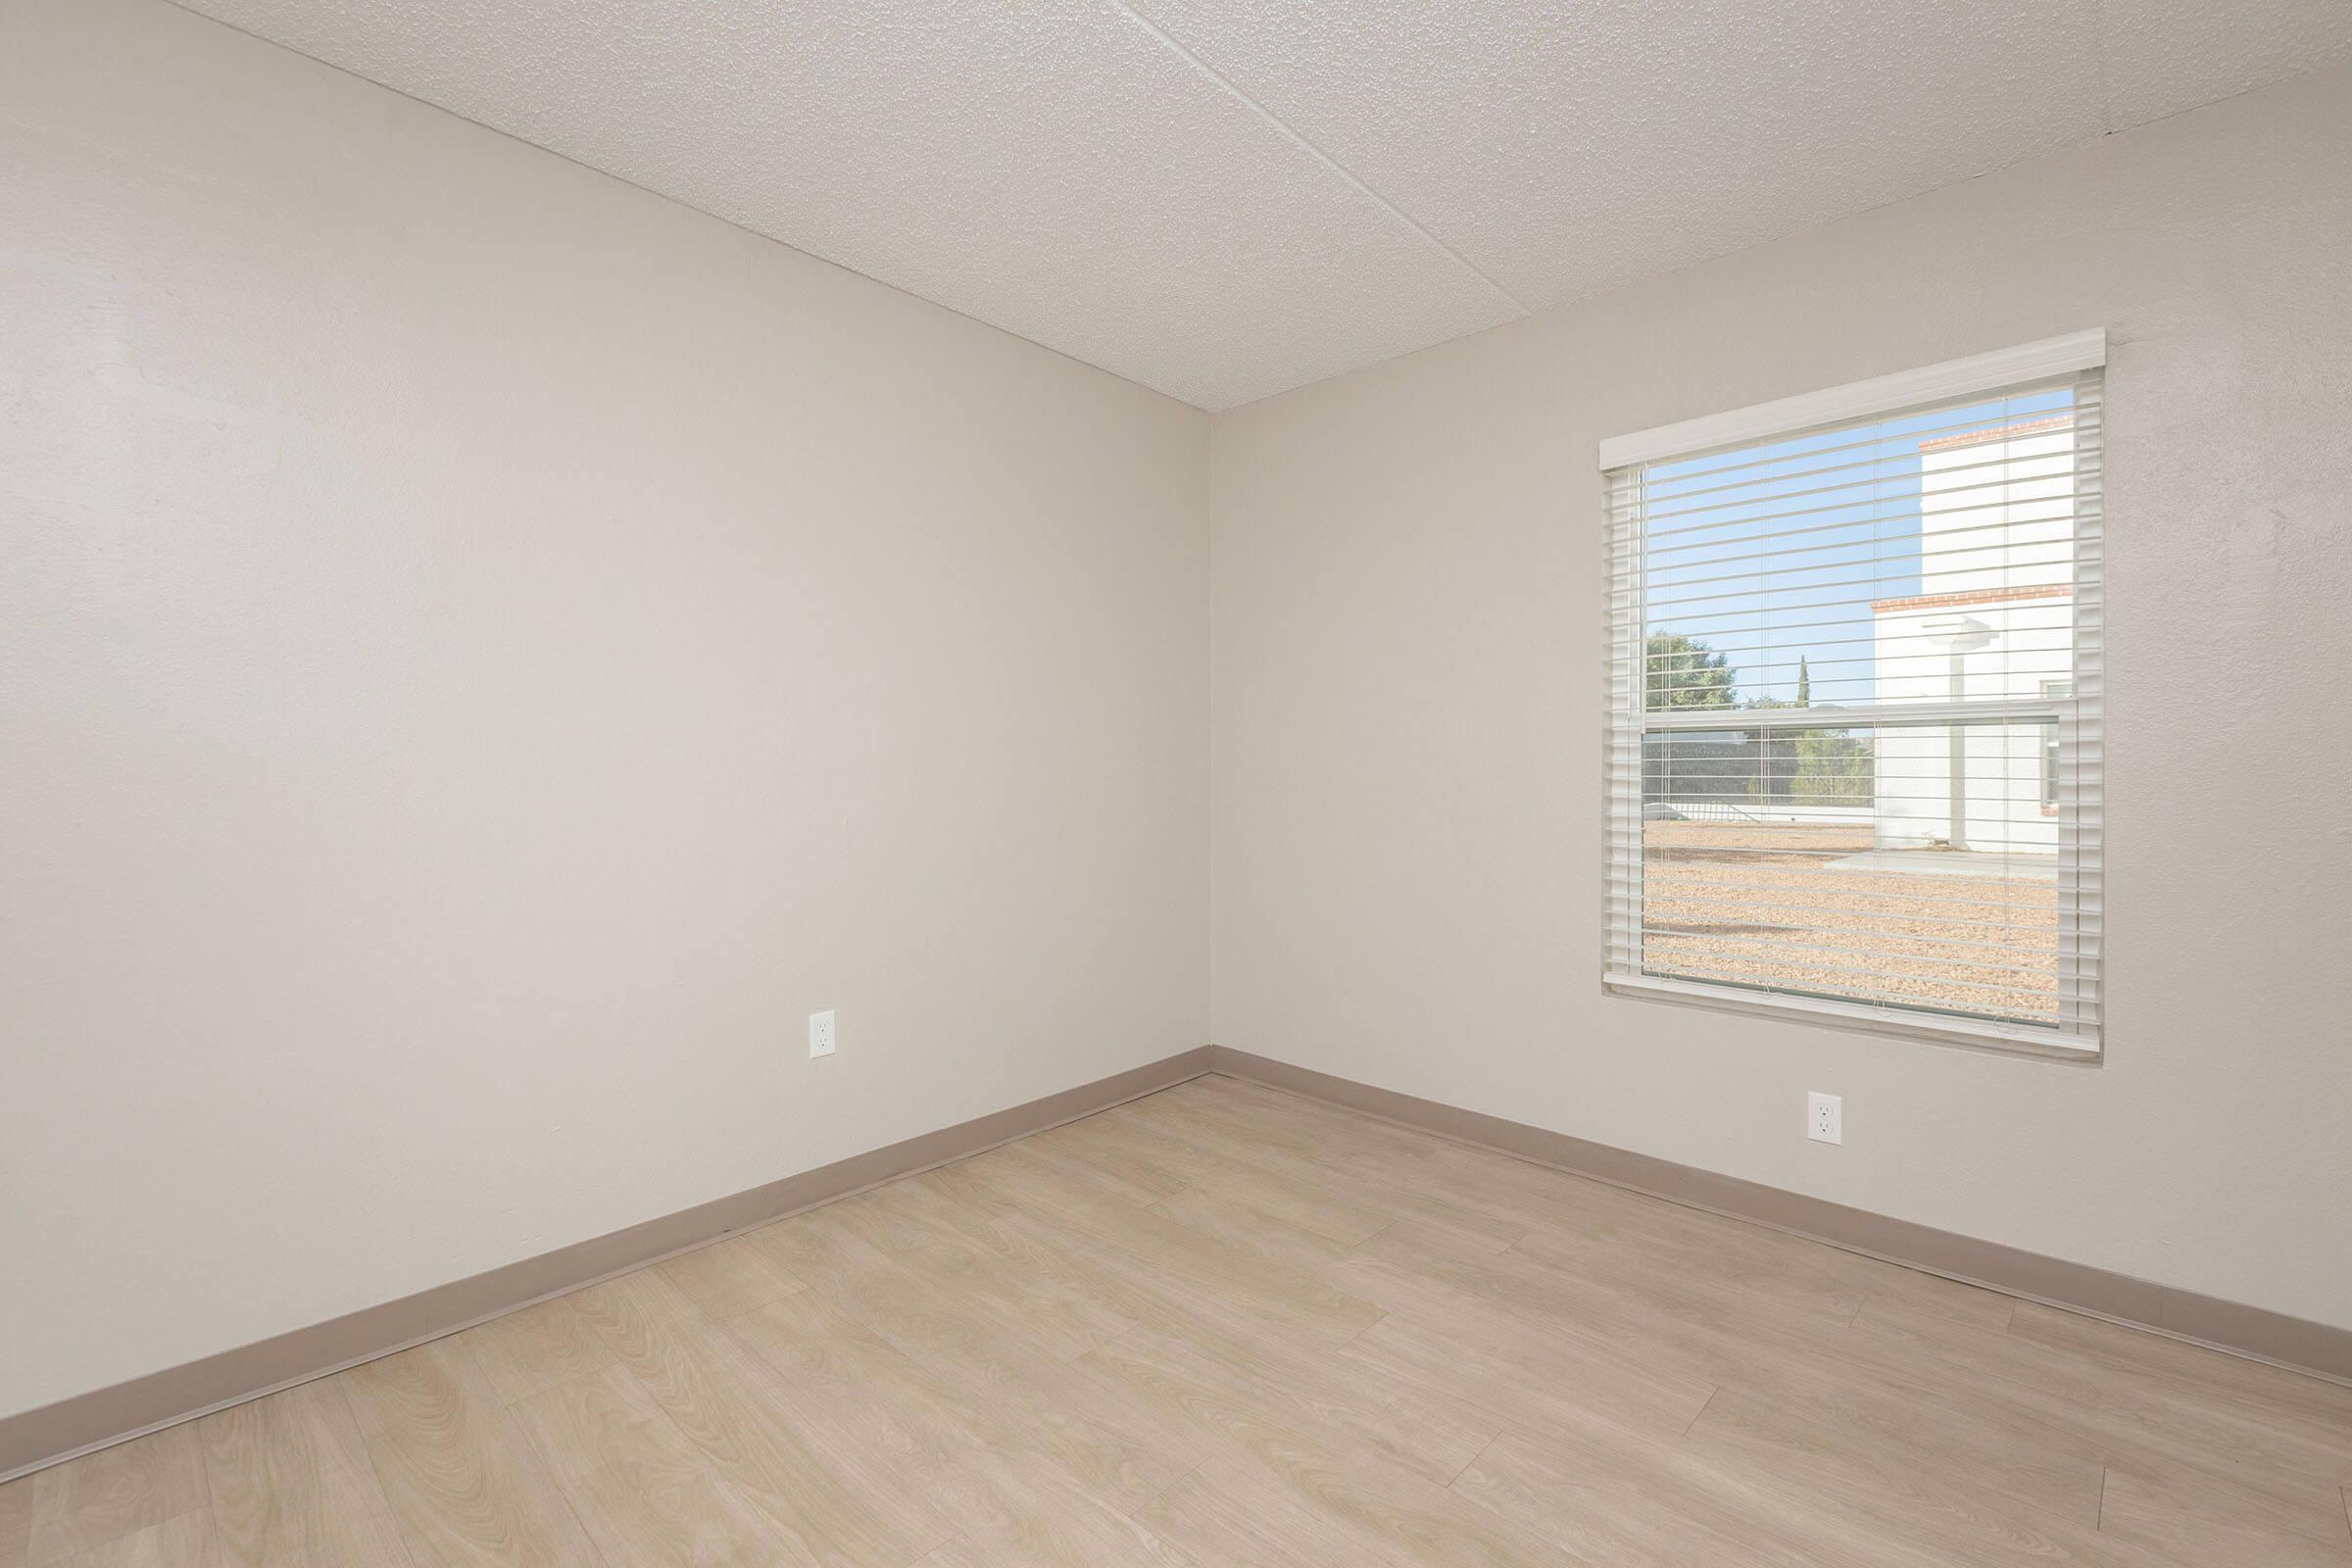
left=1807, top=1091, right=1841, bottom=1145
left=808, top=1008, right=836, bottom=1059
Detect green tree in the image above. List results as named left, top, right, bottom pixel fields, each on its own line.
left=1791, top=727, right=1872, bottom=805
left=1734, top=695, right=1797, bottom=798
left=1645, top=631, right=1733, bottom=710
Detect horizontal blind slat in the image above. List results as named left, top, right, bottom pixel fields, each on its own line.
left=1630, top=455, right=2102, bottom=539
left=1604, top=362, right=2103, bottom=1042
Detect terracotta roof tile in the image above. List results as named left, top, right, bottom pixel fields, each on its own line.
left=1919, top=414, right=2074, bottom=453
left=1871, top=583, right=2073, bottom=613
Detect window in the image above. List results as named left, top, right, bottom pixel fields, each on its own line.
left=1602, top=333, right=2104, bottom=1054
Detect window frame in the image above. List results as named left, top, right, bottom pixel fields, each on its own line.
left=1600, top=332, right=2105, bottom=1059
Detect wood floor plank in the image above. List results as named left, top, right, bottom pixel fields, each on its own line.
left=1105, top=1089, right=1537, bottom=1257
left=2007, top=1299, right=2352, bottom=1449
left=1144, top=1185, right=1358, bottom=1277
left=1041, top=1235, right=1500, bottom=1491
left=1452, top=1427, right=1817, bottom=1568
left=1107, top=1086, right=1534, bottom=1253
left=1389, top=1207, right=2077, bottom=1517
left=723, top=1288, right=1187, bottom=1567
left=656, top=1231, right=808, bottom=1322
left=567, top=1267, right=949, bottom=1568
left=1342, top=1221, right=2140, bottom=1525
left=788, top=1190, right=1137, bottom=1363
left=22, top=1072, right=2352, bottom=1568
left=455, top=1293, right=614, bottom=1406
left=1080, top=1324, right=1580, bottom=1568
left=719, top=1283, right=1023, bottom=1501
left=2096, top=1460, right=2352, bottom=1565
left=340, top=1340, right=606, bottom=1568
left=193, top=1378, right=414, bottom=1568
left=1120, top=1082, right=1332, bottom=1164
left=741, top=1279, right=1203, bottom=1515
left=862, top=1177, right=1167, bottom=1357
left=22, top=1424, right=207, bottom=1567
left=1134, top=1454, right=1405, bottom=1568
left=1355, top=1203, right=2094, bottom=1494
left=986, top=1186, right=1386, bottom=1348
left=1153, top=1077, right=1447, bottom=1168
left=1680, top=1385, right=2163, bottom=1566
left=1334, top=1126, right=1720, bottom=1245
left=856, top=1194, right=1448, bottom=1494
left=889, top=1454, right=1192, bottom=1568
left=1, top=1466, right=33, bottom=1568
left=1845, top=1292, right=2352, bottom=1522
left=983, top=1194, right=1510, bottom=1492
left=1474, top=1398, right=2188, bottom=1568
left=1509, top=1197, right=1881, bottom=1328
left=1829, top=1250, right=2020, bottom=1332
left=1338, top=1306, right=1718, bottom=1448
left=1163, top=1079, right=1564, bottom=1242
left=1080, top=1106, right=1403, bottom=1250
left=1014, top=1118, right=1194, bottom=1205
left=1705, top=1355, right=2107, bottom=1525
left=1416, top=1135, right=1992, bottom=1340
left=1339, top=1208, right=1857, bottom=1391
left=509, top=1365, right=796, bottom=1568
left=41, top=1511, right=219, bottom=1568
left=926, top=1144, right=1161, bottom=1233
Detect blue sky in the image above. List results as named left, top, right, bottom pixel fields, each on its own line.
left=1642, top=387, right=2073, bottom=708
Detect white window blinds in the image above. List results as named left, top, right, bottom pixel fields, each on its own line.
left=1603, top=335, right=2104, bottom=1054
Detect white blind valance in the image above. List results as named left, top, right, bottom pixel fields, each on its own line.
left=1603, top=341, right=2104, bottom=1054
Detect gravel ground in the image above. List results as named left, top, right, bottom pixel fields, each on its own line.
left=1639, top=819, right=2058, bottom=1022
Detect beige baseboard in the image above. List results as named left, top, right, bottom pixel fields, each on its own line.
left=0, top=1046, right=1216, bottom=1483
left=11, top=1038, right=2343, bottom=1482
left=1206, top=1045, right=2352, bottom=1388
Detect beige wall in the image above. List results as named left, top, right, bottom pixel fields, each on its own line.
left=6, top=0, right=2347, bottom=1431
left=0, top=0, right=1206, bottom=1418
left=1211, top=67, right=2352, bottom=1331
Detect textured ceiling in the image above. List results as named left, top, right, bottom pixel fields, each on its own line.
left=176, top=0, right=2352, bottom=410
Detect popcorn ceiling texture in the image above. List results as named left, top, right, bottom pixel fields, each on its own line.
left=175, top=0, right=2351, bottom=409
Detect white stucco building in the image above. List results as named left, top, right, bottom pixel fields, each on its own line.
left=1870, top=416, right=2081, bottom=856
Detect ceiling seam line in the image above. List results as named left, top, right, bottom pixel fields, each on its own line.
left=1100, top=0, right=1533, bottom=317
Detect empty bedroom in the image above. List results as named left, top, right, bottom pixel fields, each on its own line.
left=3, top=0, right=2348, bottom=1562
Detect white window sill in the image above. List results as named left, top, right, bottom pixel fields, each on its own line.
left=1603, top=972, right=2102, bottom=1062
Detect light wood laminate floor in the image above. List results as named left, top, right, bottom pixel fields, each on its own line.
left=7, top=1073, right=2349, bottom=1566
